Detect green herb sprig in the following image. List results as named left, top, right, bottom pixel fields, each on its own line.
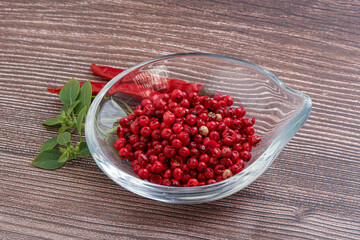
left=32, top=78, right=92, bottom=170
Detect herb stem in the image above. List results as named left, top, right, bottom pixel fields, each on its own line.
left=119, top=99, right=134, bottom=114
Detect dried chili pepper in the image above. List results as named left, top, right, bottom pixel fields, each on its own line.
left=107, top=83, right=162, bottom=101
left=91, top=64, right=204, bottom=96
left=164, top=78, right=203, bottom=95
left=47, top=82, right=106, bottom=95
left=48, top=63, right=206, bottom=99
left=91, top=63, right=124, bottom=80
left=47, top=82, right=162, bottom=101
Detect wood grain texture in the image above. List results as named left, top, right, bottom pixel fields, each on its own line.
left=0, top=0, right=359, bottom=239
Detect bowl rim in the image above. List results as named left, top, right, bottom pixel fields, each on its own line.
left=85, top=53, right=312, bottom=199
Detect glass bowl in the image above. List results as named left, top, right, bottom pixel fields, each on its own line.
left=85, top=53, right=312, bottom=204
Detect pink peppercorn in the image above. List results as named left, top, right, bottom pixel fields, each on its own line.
left=114, top=88, right=261, bottom=187
left=173, top=168, right=183, bottom=180
left=138, top=168, right=150, bottom=179
left=187, top=178, right=199, bottom=187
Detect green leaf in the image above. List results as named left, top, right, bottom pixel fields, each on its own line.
left=61, top=104, right=68, bottom=113
left=58, top=124, right=68, bottom=134
left=66, top=100, right=81, bottom=116
left=74, top=81, right=92, bottom=114
left=40, top=137, right=58, bottom=152
left=78, top=142, right=90, bottom=157
left=58, top=151, right=70, bottom=163
left=31, top=149, right=65, bottom=170
left=76, top=106, right=87, bottom=137
left=57, top=132, right=71, bottom=145
left=59, top=110, right=67, bottom=120
left=59, top=78, right=80, bottom=106
left=42, top=118, right=61, bottom=126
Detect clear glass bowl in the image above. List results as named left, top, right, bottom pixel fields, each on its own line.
left=85, top=53, right=312, bottom=204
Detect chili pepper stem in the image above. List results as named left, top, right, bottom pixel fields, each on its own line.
left=105, top=125, right=121, bottom=134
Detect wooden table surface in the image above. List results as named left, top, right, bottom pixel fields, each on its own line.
left=1, top=1, right=359, bottom=239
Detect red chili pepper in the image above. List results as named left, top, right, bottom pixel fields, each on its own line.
left=91, top=63, right=124, bottom=80
left=91, top=64, right=204, bottom=95
left=164, top=78, right=203, bottom=95
left=47, top=82, right=162, bottom=101
left=47, top=82, right=106, bottom=95
left=48, top=63, right=205, bottom=100
left=107, top=83, right=161, bottom=101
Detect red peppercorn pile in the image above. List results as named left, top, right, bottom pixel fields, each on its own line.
left=114, top=88, right=262, bottom=187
